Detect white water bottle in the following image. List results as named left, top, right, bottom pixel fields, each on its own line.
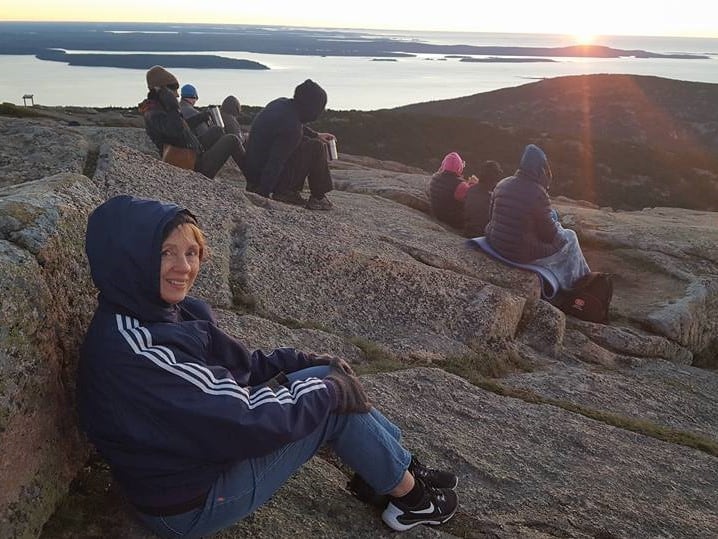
left=327, top=138, right=338, bottom=161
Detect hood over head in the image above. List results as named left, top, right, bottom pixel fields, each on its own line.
left=293, top=79, right=327, bottom=123
left=517, top=144, right=552, bottom=188
left=220, top=95, right=241, bottom=117
left=478, top=160, right=504, bottom=189
left=85, top=195, right=197, bottom=322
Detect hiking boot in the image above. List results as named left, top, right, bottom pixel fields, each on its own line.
left=382, top=480, right=458, bottom=532
left=306, top=195, right=333, bottom=210
left=409, top=456, right=458, bottom=490
left=273, top=190, right=307, bottom=206
left=347, top=474, right=389, bottom=508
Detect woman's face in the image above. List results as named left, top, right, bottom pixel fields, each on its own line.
left=160, top=225, right=200, bottom=304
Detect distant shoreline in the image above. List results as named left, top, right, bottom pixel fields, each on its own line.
left=0, top=22, right=710, bottom=65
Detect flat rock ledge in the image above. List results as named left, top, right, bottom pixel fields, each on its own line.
left=0, top=119, right=716, bottom=539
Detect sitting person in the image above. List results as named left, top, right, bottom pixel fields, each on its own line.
left=139, top=66, right=245, bottom=179
left=179, top=84, right=211, bottom=138
left=428, top=152, right=475, bottom=230
left=78, top=195, right=459, bottom=538
left=220, top=95, right=244, bottom=142
left=485, top=144, right=590, bottom=289
left=244, top=79, right=335, bottom=210
left=463, top=160, right=504, bottom=238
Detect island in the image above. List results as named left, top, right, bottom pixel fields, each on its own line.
left=35, top=49, right=269, bottom=70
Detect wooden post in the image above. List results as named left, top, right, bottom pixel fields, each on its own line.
left=22, top=94, right=34, bottom=106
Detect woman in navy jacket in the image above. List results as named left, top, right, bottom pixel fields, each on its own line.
left=78, top=195, right=458, bottom=537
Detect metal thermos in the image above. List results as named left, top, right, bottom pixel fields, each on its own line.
left=327, top=138, right=338, bottom=160
left=209, top=106, right=224, bottom=128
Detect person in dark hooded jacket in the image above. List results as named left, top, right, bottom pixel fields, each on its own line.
left=485, top=144, right=590, bottom=287
left=463, top=160, right=504, bottom=238
left=139, top=66, right=245, bottom=179
left=220, top=95, right=244, bottom=141
left=244, top=79, right=335, bottom=210
left=78, top=195, right=459, bottom=538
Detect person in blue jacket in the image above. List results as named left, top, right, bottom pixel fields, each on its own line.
left=78, top=195, right=459, bottom=537
left=485, top=144, right=590, bottom=289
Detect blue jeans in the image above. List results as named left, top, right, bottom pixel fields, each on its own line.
left=136, top=366, right=411, bottom=539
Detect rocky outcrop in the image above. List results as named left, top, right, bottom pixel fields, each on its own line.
left=42, top=369, right=718, bottom=539
left=0, top=117, right=717, bottom=539
left=559, top=202, right=718, bottom=362
left=0, top=173, right=101, bottom=539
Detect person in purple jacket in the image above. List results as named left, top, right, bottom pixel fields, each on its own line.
left=78, top=195, right=458, bottom=537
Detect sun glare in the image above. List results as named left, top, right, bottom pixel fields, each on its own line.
left=574, top=33, right=595, bottom=45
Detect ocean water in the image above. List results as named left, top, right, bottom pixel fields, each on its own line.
left=1, top=29, right=717, bottom=111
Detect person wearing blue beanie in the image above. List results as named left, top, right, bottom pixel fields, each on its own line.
left=179, top=83, right=209, bottom=137
left=181, top=84, right=198, bottom=99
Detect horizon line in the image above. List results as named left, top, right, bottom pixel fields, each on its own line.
left=1, top=19, right=717, bottom=40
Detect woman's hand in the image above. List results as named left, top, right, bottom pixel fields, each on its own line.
left=325, top=371, right=371, bottom=414
left=316, top=132, right=336, bottom=143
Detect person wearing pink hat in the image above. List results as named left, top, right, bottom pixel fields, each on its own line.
left=428, top=151, right=476, bottom=230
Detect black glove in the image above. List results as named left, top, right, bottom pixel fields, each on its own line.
left=157, top=87, right=180, bottom=111
left=325, top=371, right=371, bottom=414
left=308, top=353, right=355, bottom=376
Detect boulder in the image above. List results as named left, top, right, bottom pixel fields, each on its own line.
left=0, top=173, right=101, bottom=539
left=93, top=142, right=538, bottom=361
left=557, top=202, right=718, bottom=360
left=0, top=119, right=89, bottom=188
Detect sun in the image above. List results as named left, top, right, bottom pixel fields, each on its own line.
left=573, top=33, right=596, bottom=45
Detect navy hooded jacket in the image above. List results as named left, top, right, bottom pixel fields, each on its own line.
left=485, top=144, right=561, bottom=263
left=244, top=80, right=327, bottom=196
left=78, top=195, right=332, bottom=508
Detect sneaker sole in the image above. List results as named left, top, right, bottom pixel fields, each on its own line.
left=381, top=504, right=457, bottom=532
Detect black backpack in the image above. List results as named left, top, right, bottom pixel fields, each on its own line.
left=552, top=272, right=613, bottom=324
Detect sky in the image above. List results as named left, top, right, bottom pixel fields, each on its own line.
left=2, top=0, right=718, bottom=39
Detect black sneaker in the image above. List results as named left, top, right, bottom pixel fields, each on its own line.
left=409, top=456, right=458, bottom=490
left=347, top=474, right=389, bottom=508
left=382, top=480, right=458, bottom=531
left=306, top=195, right=333, bottom=210
left=273, top=190, right=307, bottom=206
